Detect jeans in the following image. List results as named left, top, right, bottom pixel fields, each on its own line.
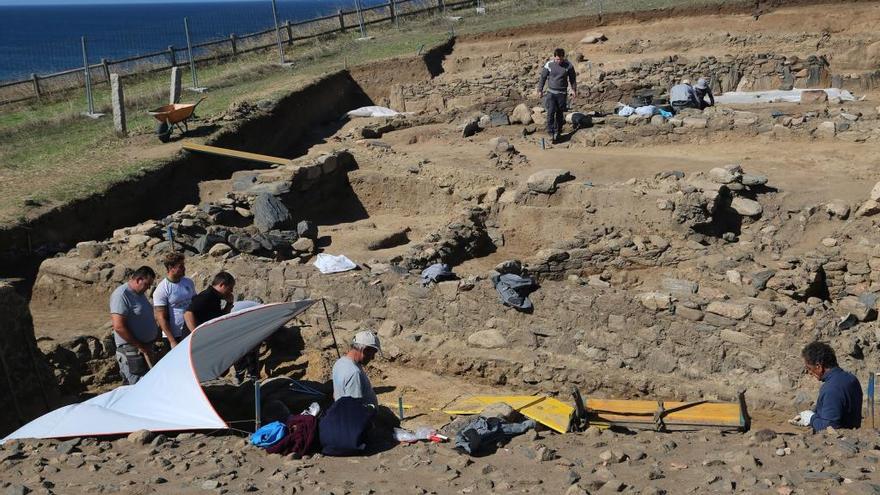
left=544, top=92, right=567, bottom=136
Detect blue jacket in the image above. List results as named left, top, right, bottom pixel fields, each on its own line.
left=810, top=367, right=862, bottom=432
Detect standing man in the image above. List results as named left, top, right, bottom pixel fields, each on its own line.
left=184, top=271, right=236, bottom=331
left=153, top=252, right=196, bottom=349
left=694, top=77, right=715, bottom=110
left=791, top=341, right=863, bottom=431
left=110, top=266, right=159, bottom=385
left=536, top=48, right=578, bottom=144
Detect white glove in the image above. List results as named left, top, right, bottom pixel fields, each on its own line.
left=788, top=410, right=814, bottom=427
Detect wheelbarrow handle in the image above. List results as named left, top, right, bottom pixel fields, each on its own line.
left=193, top=96, right=208, bottom=109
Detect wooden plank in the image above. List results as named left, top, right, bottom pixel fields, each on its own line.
left=585, top=398, right=744, bottom=428
left=443, top=395, right=544, bottom=414
left=520, top=397, right=573, bottom=434
left=182, top=143, right=293, bottom=166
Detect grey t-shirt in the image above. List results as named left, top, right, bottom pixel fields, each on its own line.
left=331, top=356, right=377, bottom=406
left=110, top=283, right=159, bottom=347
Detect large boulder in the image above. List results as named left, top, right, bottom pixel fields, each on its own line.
left=730, top=197, right=763, bottom=217
left=800, top=90, right=828, bottom=104
left=252, top=193, right=292, bottom=233
left=510, top=104, right=533, bottom=125
left=527, top=169, right=574, bottom=194
left=467, top=329, right=508, bottom=349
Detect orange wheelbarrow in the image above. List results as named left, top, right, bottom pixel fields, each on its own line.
left=148, top=97, right=206, bottom=143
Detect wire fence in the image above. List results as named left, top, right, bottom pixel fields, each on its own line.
left=0, top=0, right=458, bottom=106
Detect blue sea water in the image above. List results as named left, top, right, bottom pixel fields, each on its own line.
left=0, top=0, right=397, bottom=81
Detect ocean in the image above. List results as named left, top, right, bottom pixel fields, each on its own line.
left=0, top=0, right=399, bottom=82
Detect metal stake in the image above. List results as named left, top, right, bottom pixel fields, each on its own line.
left=270, top=0, right=286, bottom=64
left=354, top=0, right=367, bottom=38
left=184, top=18, right=206, bottom=92
left=321, top=298, right=341, bottom=358
left=167, top=225, right=175, bottom=251
left=80, top=36, right=102, bottom=118
left=398, top=395, right=405, bottom=421
left=254, top=379, right=262, bottom=430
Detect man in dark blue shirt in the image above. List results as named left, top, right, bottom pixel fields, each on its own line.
left=792, top=341, right=863, bottom=432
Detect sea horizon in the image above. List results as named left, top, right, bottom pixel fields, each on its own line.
left=0, top=0, right=396, bottom=81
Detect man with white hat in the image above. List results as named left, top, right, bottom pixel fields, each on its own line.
left=694, top=77, right=715, bottom=109
left=332, top=330, right=382, bottom=406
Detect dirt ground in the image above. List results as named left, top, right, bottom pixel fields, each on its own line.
left=10, top=2, right=880, bottom=494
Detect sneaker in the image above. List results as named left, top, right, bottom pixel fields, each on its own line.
left=554, top=132, right=562, bottom=143
left=549, top=133, right=558, bottom=144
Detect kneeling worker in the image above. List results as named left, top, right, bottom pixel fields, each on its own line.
left=669, top=79, right=699, bottom=113
left=332, top=331, right=381, bottom=405
left=791, top=341, right=862, bottom=431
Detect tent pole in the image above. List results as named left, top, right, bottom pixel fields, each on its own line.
left=321, top=298, right=341, bottom=358
left=254, top=379, right=261, bottom=431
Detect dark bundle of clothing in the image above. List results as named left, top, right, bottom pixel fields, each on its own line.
left=420, top=263, right=456, bottom=286
left=454, top=416, right=536, bottom=455
left=319, top=397, right=376, bottom=456
left=264, top=414, right=319, bottom=457
left=491, top=273, right=538, bottom=311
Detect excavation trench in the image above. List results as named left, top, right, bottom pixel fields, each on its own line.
left=0, top=39, right=456, bottom=296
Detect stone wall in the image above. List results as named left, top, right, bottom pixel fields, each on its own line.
left=0, top=283, right=58, bottom=436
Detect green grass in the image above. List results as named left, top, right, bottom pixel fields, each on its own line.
left=0, top=0, right=729, bottom=226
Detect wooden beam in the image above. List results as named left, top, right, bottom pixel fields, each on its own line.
left=182, top=142, right=293, bottom=166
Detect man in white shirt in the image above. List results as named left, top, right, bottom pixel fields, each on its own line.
left=153, top=252, right=196, bottom=349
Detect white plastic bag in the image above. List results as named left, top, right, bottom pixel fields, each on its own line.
left=313, top=253, right=357, bottom=274
left=346, top=106, right=400, bottom=118
left=617, top=103, right=635, bottom=117
left=634, top=105, right=656, bottom=116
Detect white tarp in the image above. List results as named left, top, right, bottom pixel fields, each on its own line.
left=715, top=88, right=855, bottom=104
left=2, top=300, right=315, bottom=442
left=346, top=106, right=401, bottom=118
left=313, top=253, right=358, bottom=274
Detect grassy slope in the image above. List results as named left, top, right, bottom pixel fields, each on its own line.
left=0, top=0, right=725, bottom=226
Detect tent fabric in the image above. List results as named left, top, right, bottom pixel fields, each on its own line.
left=2, top=300, right=315, bottom=443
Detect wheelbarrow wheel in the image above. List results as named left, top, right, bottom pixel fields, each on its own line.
left=156, top=121, right=172, bottom=143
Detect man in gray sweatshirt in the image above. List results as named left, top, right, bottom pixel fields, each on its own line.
left=536, top=48, right=578, bottom=143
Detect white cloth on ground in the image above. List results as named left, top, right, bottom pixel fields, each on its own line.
left=313, top=254, right=358, bottom=274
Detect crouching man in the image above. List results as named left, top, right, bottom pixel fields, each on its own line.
left=321, top=331, right=399, bottom=454
left=791, top=341, right=863, bottom=432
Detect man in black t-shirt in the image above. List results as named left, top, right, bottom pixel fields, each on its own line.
left=184, top=271, right=236, bottom=331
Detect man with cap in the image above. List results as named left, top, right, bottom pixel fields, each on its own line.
left=332, top=331, right=382, bottom=406
left=694, top=77, right=715, bottom=109
left=669, top=79, right=700, bottom=113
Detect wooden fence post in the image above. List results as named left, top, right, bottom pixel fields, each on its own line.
left=167, top=45, right=177, bottom=67
left=230, top=34, right=238, bottom=55
left=101, top=58, right=111, bottom=84
left=338, top=9, right=346, bottom=32
left=285, top=20, right=292, bottom=45
left=438, top=0, right=445, bottom=14
left=389, top=0, right=397, bottom=26
left=31, top=73, right=41, bottom=102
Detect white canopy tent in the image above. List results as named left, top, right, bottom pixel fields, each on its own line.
left=2, top=300, right=315, bottom=443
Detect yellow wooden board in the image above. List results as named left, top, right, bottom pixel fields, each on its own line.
left=183, top=142, right=293, bottom=166
left=586, top=398, right=744, bottom=428
left=520, top=397, right=574, bottom=434
left=442, top=395, right=544, bottom=415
